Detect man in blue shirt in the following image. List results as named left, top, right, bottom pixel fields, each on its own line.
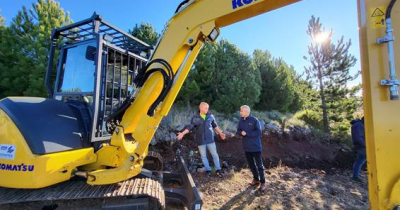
left=351, top=117, right=366, bottom=182
left=177, top=102, right=226, bottom=178
left=236, top=105, right=266, bottom=191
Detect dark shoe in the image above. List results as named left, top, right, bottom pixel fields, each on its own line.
left=351, top=177, right=363, bottom=182
left=249, top=180, right=261, bottom=186
left=258, top=183, right=266, bottom=191
left=206, top=171, right=211, bottom=178
left=216, top=170, right=223, bottom=178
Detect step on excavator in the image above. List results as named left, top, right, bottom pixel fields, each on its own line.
left=1, top=0, right=400, bottom=209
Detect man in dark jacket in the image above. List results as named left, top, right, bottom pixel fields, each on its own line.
left=177, top=102, right=226, bottom=178
left=236, top=105, right=266, bottom=191
left=351, top=117, right=366, bottom=181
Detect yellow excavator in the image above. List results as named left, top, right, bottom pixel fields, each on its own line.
left=0, top=0, right=399, bottom=209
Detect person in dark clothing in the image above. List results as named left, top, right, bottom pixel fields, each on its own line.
left=177, top=102, right=226, bottom=178
left=351, top=117, right=366, bottom=181
left=236, top=105, right=266, bottom=191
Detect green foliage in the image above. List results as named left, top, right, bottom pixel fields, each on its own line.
left=127, top=23, right=315, bottom=115
left=178, top=42, right=216, bottom=106
left=212, top=40, right=261, bottom=114
left=304, top=15, right=359, bottom=132
left=129, top=23, right=159, bottom=46
left=289, top=74, right=320, bottom=111
left=178, top=80, right=200, bottom=106
left=295, top=109, right=324, bottom=130
left=0, top=7, right=361, bottom=142
left=330, top=119, right=352, bottom=139
left=0, top=0, right=71, bottom=98
left=178, top=40, right=261, bottom=114
left=253, top=50, right=295, bottom=112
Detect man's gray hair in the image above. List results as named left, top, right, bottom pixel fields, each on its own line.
left=240, top=105, right=251, bottom=113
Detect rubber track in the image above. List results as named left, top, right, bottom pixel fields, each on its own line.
left=0, top=177, right=165, bottom=209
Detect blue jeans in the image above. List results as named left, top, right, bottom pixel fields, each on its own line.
left=353, top=148, right=367, bottom=178
left=198, top=142, right=221, bottom=171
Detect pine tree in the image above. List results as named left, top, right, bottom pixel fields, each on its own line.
left=129, top=23, right=160, bottom=46
left=178, top=42, right=216, bottom=105
left=0, top=12, right=11, bottom=98
left=178, top=40, right=261, bottom=114
left=211, top=40, right=261, bottom=114
left=304, top=16, right=357, bottom=132
left=0, top=0, right=72, bottom=98
left=253, top=50, right=296, bottom=112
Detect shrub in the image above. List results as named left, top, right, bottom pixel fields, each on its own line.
left=294, top=110, right=323, bottom=130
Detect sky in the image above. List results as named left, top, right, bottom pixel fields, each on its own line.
left=0, top=0, right=361, bottom=85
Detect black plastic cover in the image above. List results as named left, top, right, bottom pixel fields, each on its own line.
left=0, top=97, right=89, bottom=155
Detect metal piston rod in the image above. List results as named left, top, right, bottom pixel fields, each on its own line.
left=377, top=0, right=400, bottom=100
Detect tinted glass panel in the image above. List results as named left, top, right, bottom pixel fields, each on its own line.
left=58, top=42, right=96, bottom=93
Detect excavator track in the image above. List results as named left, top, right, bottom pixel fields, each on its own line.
left=0, top=177, right=165, bottom=209
left=144, top=151, right=164, bottom=171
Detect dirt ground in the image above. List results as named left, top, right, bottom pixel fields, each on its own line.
left=192, top=167, right=368, bottom=210
left=156, top=131, right=368, bottom=210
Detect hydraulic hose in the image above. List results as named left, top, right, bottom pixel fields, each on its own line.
left=386, top=0, right=398, bottom=19
left=175, top=0, right=190, bottom=14
left=134, top=58, right=175, bottom=116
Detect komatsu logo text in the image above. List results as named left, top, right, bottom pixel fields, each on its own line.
left=232, top=0, right=258, bottom=9
left=0, top=163, right=34, bottom=172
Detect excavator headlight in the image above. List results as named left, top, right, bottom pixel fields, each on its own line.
left=103, top=33, right=114, bottom=42
left=140, top=51, right=147, bottom=57
left=208, top=28, right=220, bottom=42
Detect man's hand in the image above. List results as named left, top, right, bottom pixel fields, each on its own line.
left=220, top=132, right=226, bottom=140
left=215, top=127, right=226, bottom=140
left=177, top=132, right=185, bottom=141
left=177, top=129, right=189, bottom=141
left=241, top=131, right=246, bottom=136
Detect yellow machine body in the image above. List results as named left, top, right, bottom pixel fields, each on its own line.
left=358, top=0, right=400, bottom=209
left=0, top=108, right=96, bottom=188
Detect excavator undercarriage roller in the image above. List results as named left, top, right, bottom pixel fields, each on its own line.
left=144, top=151, right=164, bottom=171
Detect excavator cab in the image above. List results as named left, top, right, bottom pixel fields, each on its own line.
left=48, top=13, right=150, bottom=143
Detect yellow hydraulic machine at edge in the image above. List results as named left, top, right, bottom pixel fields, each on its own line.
left=358, top=0, right=400, bottom=209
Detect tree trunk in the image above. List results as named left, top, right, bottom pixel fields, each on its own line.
left=318, top=67, right=329, bottom=132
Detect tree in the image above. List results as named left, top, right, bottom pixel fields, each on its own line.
left=304, top=16, right=357, bottom=132
left=211, top=40, right=261, bottom=114
left=0, top=10, right=33, bottom=98
left=0, top=0, right=72, bottom=98
left=129, top=23, right=160, bottom=46
left=253, top=50, right=296, bottom=112
left=178, top=40, right=261, bottom=114
left=177, top=42, right=216, bottom=106
left=0, top=12, right=12, bottom=98
left=288, top=69, right=320, bottom=112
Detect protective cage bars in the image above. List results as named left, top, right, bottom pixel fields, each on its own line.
left=97, top=46, right=146, bottom=138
